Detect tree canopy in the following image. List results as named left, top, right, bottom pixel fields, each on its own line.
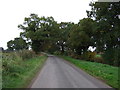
left=7, top=2, right=120, bottom=66
left=87, top=2, right=120, bottom=66
left=7, top=37, right=28, bottom=51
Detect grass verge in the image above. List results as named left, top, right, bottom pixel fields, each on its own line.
left=61, top=56, right=118, bottom=88
left=3, top=55, right=47, bottom=88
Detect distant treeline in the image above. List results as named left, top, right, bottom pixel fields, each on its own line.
left=7, top=2, right=120, bottom=66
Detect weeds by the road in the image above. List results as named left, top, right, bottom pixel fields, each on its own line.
left=62, top=56, right=119, bottom=88
left=2, top=51, right=47, bottom=88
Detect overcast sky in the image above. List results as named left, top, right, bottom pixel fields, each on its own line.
left=0, top=0, right=97, bottom=49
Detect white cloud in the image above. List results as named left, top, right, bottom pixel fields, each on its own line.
left=0, top=0, right=92, bottom=49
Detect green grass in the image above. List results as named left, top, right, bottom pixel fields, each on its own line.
left=61, top=56, right=119, bottom=88
left=95, top=54, right=102, bottom=58
left=3, top=55, right=47, bottom=88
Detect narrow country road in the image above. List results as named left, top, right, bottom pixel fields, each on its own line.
left=30, top=56, right=112, bottom=88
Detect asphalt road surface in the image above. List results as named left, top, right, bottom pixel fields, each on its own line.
left=30, top=56, right=112, bottom=88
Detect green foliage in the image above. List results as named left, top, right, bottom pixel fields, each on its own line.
left=12, top=7, right=119, bottom=67
left=2, top=51, right=47, bottom=88
left=81, top=51, right=96, bottom=61
left=62, top=56, right=119, bottom=88
left=68, top=18, right=95, bottom=55
left=95, top=54, right=101, bottom=58
left=94, top=55, right=104, bottom=63
left=87, top=2, right=120, bottom=66
left=102, top=48, right=120, bottom=66
left=7, top=37, right=28, bottom=51
left=57, top=22, right=74, bottom=53
left=53, top=51, right=61, bottom=55
left=16, top=50, right=36, bottom=60
left=18, top=14, right=59, bottom=53
left=2, top=50, right=36, bottom=75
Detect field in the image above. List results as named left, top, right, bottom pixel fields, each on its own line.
left=2, top=50, right=47, bottom=88
left=61, top=56, right=119, bottom=88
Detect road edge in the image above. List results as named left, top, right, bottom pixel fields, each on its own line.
left=27, top=56, right=48, bottom=88
left=58, top=56, right=113, bottom=88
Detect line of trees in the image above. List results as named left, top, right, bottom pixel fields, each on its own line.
left=7, top=2, right=120, bottom=66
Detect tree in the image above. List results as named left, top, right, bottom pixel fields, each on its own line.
left=18, top=14, right=42, bottom=53
left=87, top=2, right=120, bottom=66
left=7, top=37, right=28, bottom=51
left=57, top=22, right=74, bottom=54
left=18, top=14, right=59, bottom=53
left=7, top=40, right=14, bottom=51
left=68, top=18, right=95, bottom=55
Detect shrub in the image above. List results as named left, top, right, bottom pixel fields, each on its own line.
left=81, top=51, right=96, bottom=61
left=2, top=50, right=37, bottom=75
left=2, top=50, right=47, bottom=88
left=53, top=51, right=61, bottom=55
left=94, top=56, right=104, bottom=63
left=16, top=50, right=36, bottom=60
left=88, top=51, right=96, bottom=61
left=73, top=54, right=81, bottom=59
left=102, top=48, right=120, bottom=66
left=2, top=53, right=22, bottom=75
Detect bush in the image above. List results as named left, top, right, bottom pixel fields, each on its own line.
left=2, top=50, right=36, bottom=75
left=2, top=53, right=21, bottom=75
left=2, top=50, right=47, bottom=88
left=16, top=50, right=36, bottom=60
left=94, top=56, right=104, bottom=63
left=102, top=48, right=120, bottom=66
left=73, top=54, right=81, bottom=59
left=81, top=51, right=96, bottom=61
left=53, top=51, right=61, bottom=55
left=88, top=52, right=96, bottom=61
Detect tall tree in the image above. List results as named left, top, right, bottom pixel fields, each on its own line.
left=18, top=14, right=59, bottom=53
left=68, top=18, right=95, bottom=55
left=87, top=2, right=120, bottom=66
left=57, top=22, right=74, bottom=53
left=18, top=14, right=42, bottom=53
